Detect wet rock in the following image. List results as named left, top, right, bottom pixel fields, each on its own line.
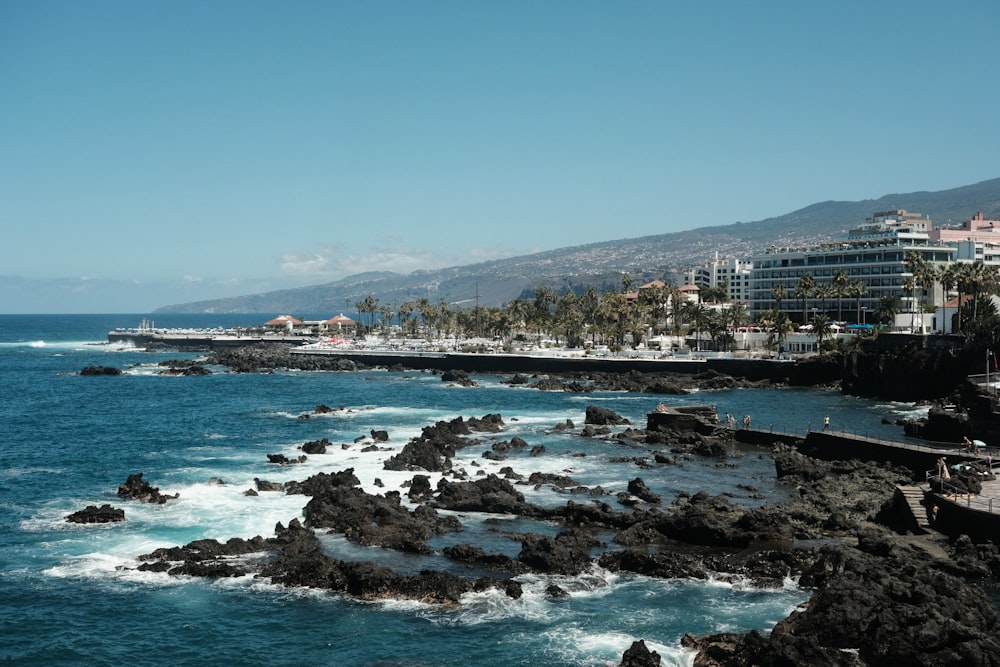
left=66, top=504, right=125, bottom=524
left=585, top=405, right=630, bottom=426
left=80, top=365, right=122, bottom=376
left=441, top=369, right=476, bottom=387
left=517, top=530, right=594, bottom=575
left=620, top=639, right=661, bottom=667
left=442, top=544, right=528, bottom=574
left=301, top=438, right=331, bottom=454
left=626, top=477, right=660, bottom=504
left=407, top=474, right=433, bottom=502
left=117, top=472, right=179, bottom=504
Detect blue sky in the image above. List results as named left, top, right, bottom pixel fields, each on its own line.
left=2, top=1, right=998, bottom=313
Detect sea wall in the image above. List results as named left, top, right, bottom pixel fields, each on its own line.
left=931, top=494, right=1000, bottom=539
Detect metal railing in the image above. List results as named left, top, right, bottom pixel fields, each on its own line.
left=925, top=461, right=1000, bottom=514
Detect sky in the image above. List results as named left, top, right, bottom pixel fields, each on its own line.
left=2, top=1, right=999, bottom=313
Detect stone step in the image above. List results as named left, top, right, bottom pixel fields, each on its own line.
left=897, top=485, right=932, bottom=532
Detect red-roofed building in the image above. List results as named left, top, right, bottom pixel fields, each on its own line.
left=324, top=314, right=356, bottom=334
left=264, top=315, right=303, bottom=331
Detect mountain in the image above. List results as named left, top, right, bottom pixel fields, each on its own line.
left=156, top=178, right=1000, bottom=314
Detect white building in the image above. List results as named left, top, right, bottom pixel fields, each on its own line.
left=747, top=212, right=954, bottom=328
left=685, top=252, right=753, bottom=304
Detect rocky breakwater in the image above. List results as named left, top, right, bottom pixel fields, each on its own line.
left=841, top=337, right=979, bottom=402
left=121, top=404, right=1000, bottom=666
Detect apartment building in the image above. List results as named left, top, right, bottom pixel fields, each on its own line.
left=684, top=252, right=753, bottom=303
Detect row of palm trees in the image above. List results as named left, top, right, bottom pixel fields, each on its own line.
left=349, top=260, right=1000, bottom=351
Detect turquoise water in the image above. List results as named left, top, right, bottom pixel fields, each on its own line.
left=0, top=315, right=925, bottom=666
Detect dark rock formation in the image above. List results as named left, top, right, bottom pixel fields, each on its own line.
left=301, top=438, right=331, bottom=454
left=841, top=340, right=977, bottom=402
left=303, top=476, right=459, bottom=553
left=66, top=504, right=125, bottom=524
left=435, top=474, right=541, bottom=516
left=441, top=369, right=476, bottom=386
left=686, top=536, right=1000, bottom=666
left=384, top=414, right=502, bottom=472
left=267, top=453, right=307, bottom=465
left=620, top=639, right=661, bottom=667
left=80, top=365, right=122, bottom=376
left=585, top=405, right=631, bottom=426
left=157, top=360, right=211, bottom=376
left=117, top=473, right=179, bottom=504
left=627, top=477, right=661, bottom=504
left=517, top=529, right=596, bottom=575
left=442, top=544, right=529, bottom=574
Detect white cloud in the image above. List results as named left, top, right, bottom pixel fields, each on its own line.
left=278, top=243, right=453, bottom=279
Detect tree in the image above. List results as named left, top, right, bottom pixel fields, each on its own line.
left=758, top=308, right=793, bottom=356
left=847, top=280, right=867, bottom=324
left=832, top=270, right=850, bottom=322
left=811, top=312, right=832, bottom=349
left=379, top=305, right=392, bottom=334
left=874, top=294, right=902, bottom=329
left=796, top=273, right=815, bottom=324
left=531, top=287, right=557, bottom=338
left=555, top=290, right=585, bottom=347
left=771, top=284, right=787, bottom=310
left=397, top=301, right=415, bottom=336
left=354, top=295, right=379, bottom=334
left=939, top=264, right=958, bottom=334
left=723, top=303, right=750, bottom=351
left=682, top=301, right=709, bottom=351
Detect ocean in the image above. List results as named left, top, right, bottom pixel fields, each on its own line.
left=0, top=314, right=928, bottom=666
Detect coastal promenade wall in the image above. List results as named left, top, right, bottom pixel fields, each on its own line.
left=287, top=348, right=839, bottom=383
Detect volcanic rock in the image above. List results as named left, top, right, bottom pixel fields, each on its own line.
left=117, top=472, right=179, bottom=504
left=66, top=504, right=125, bottom=524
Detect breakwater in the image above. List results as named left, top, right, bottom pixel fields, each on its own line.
left=286, top=346, right=844, bottom=384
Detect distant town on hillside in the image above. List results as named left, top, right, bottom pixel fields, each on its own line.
left=156, top=177, right=1000, bottom=317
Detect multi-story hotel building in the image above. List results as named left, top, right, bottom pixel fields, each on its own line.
left=747, top=210, right=954, bottom=327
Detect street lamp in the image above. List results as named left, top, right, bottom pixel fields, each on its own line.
left=862, top=306, right=868, bottom=325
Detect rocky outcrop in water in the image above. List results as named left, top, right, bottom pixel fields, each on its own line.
left=117, top=473, right=179, bottom=504
left=66, top=504, right=125, bottom=523
left=80, top=365, right=122, bottom=376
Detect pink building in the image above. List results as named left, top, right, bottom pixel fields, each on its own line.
left=929, top=211, right=1000, bottom=243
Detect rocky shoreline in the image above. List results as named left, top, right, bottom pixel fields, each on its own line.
left=75, top=344, right=1000, bottom=665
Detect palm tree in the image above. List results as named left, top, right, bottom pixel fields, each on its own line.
left=579, top=287, right=601, bottom=344
left=811, top=312, right=832, bottom=350
left=397, top=301, right=415, bottom=336
left=848, top=280, right=867, bottom=324
left=503, top=299, right=531, bottom=343
left=874, top=294, right=902, bottom=329
left=902, top=275, right=917, bottom=330
left=759, top=308, right=793, bottom=357
left=354, top=295, right=379, bottom=334
left=814, top=283, right=832, bottom=317
left=938, top=264, right=958, bottom=333
left=832, top=270, right=850, bottom=322
left=666, top=284, right=685, bottom=335
left=531, top=287, right=557, bottom=338
left=796, top=273, right=815, bottom=324
left=379, top=304, right=392, bottom=334
left=771, top=284, right=787, bottom=310
left=682, top=301, right=709, bottom=351
left=724, top=303, right=750, bottom=351
left=555, top=290, right=584, bottom=347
